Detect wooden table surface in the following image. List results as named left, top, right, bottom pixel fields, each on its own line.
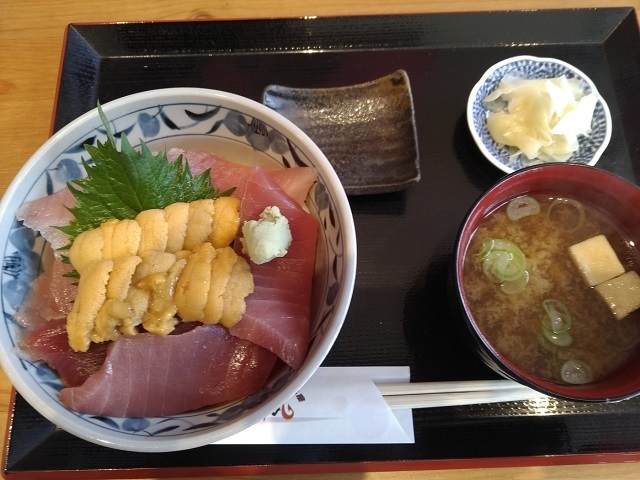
left=3, top=1, right=640, bottom=479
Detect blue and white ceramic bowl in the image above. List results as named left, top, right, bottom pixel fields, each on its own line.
left=0, top=88, right=357, bottom=452
left=467, top=55, right=612, bottom=174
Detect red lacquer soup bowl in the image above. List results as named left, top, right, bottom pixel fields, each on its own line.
left=450, top=163, right=640, bottom=402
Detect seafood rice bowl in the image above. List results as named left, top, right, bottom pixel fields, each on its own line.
left=0, top=88, right=357, bottom=452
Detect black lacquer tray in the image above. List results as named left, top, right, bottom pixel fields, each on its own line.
left=5, top=7, right=640, bottom=478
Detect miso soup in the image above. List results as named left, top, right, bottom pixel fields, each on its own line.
left=463, top=194, right=640, bottom=385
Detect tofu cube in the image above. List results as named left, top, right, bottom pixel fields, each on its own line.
left=568, top=235, right=625, bottom=287
left=595, top=271, right=640, bottom=320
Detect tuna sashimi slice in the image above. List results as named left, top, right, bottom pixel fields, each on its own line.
left=59, top=324, right=278, bottom=417
left=16, top=188, right=75, bottom=252
left=167, top=148, right=317, bottom=208
left=14, top=251, right=77, bottom=330
left=230, top=166, right=318, bottom=369
left=23, top=319, right=109, bottom=388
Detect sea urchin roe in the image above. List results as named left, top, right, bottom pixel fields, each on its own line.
left=483, top=75, right=598, bottom=164
left=68, top=198, right=241, bottom=274
left=65, top=198, right=252, bottom=352
left=67, top=243, right=254, bottom=351
left=137, top=258, right=187, bottom=335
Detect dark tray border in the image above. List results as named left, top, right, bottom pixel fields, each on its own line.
left=5, top=7, right=640, bottom=478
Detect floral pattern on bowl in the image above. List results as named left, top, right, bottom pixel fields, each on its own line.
left=466, top=55, right=612, bottom=174
left=0, top=89, right=357, bottom=452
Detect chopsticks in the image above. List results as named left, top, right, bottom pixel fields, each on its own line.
left=376, top=379, right=545, bottom=410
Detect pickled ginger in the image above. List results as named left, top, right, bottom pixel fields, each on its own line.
left=483, top=75, right=598, bottom=165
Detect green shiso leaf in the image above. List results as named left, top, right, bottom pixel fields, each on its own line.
left=57, top=104, right=224, bottom=246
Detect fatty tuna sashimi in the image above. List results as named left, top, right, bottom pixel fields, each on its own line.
left=16, top=187, right=75, bottom=252
left=59, top=324, right=278, bottom=417
left=23, top=319, right=108, bottom=387
left=167, top=148, right=317, bottom=207
left=14, top=252, right=77, bottom=330
left=230, top=166, right=318, bottom=369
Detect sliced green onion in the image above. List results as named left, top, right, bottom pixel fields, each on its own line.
left=547, top=198, right=585, bottom=233
left=482, top=251, right=514, bottom=282
left=490, top=238, right=520, bottom=252
left=507, top=195, right=541, bottom=221
left=500, top=271, right=529, bottom=295
left=560, top=359, right=593, bottom=385
left=538, top=333, right=559, bottom=353
left=475, top=238, right=519, bottom=261
left=541, top=298, right=573, bottom=334
left=474, top=238, right=496, bottom=261
left=477, top=238, right=527, bottom=283
left=541, top=326, right=573, bottom=347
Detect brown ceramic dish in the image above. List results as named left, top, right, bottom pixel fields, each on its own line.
left=262, top=70, right=420, bottom=195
